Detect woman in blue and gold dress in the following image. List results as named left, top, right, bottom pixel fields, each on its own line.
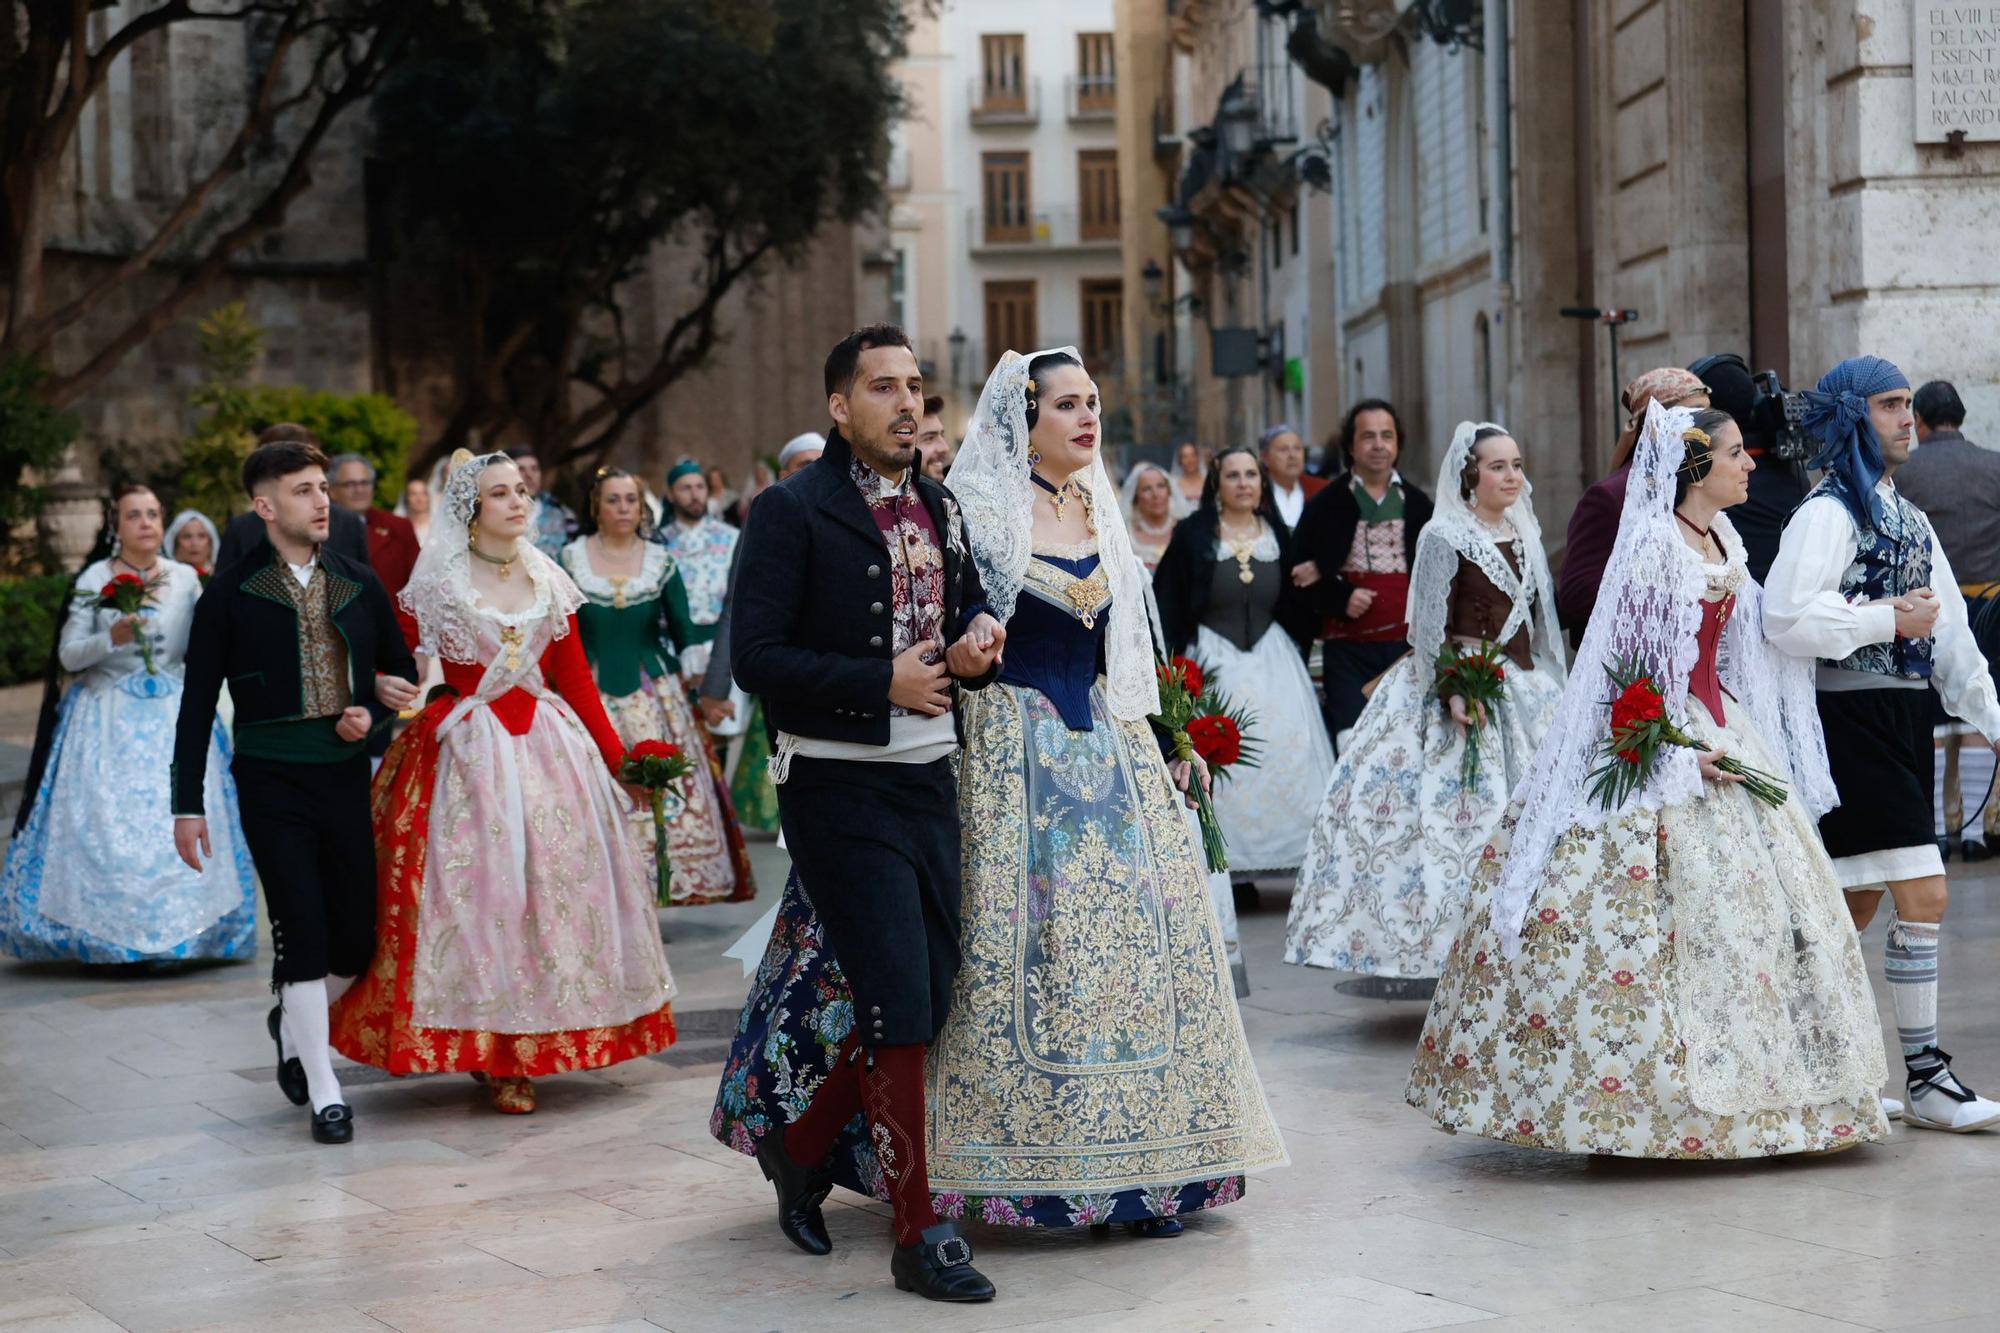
left=713, top=349, right=1283, bottom=1233
left=560, top=467, right=754, bottom=906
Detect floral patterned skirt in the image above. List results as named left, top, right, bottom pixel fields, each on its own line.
left=601, top=674, right=755, bottom=905
left=727, top=698, right=780, bottom=835
left=712, top=679, right=1287, bottom=1227
left=1283, top=653, right=1563, bottom=978
left=1407, top=699, right=1888, bottom=1159
left=331, top=693, right=676, bottom=1078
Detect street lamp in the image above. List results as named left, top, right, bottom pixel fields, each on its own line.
left=1219, top=85, right=1259, bottom=159
left=947, top=326, right=967, bottom=386
left=1141, top=258, right=1165, bottom=307
left=1156, top=204, right=1196, bottom=253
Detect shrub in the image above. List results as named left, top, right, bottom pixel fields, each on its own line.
left=0, top=574, right=74, bottom=688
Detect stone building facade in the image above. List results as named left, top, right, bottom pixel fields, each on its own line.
left=32, top=4, right=883, bottom=502
left=1134, top=0, right=2000, bottom=537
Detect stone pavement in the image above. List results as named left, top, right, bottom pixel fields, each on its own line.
left=4, top=836, right=2000, bottom=1332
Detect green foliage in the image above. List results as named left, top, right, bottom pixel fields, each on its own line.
left=0, top=357, right=82, bottom=534
left=172, top=305, right=420, bottom=519
left=0, top=574, right=72, bottom=688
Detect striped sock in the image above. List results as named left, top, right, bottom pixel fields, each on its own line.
left=1885, top=913, right=1941, bottom=1061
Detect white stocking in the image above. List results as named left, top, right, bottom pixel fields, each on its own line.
left=279, top=979, right=344, bottom=1113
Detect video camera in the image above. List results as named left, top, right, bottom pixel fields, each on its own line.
left=1688, top=353, right=1815, bottom=464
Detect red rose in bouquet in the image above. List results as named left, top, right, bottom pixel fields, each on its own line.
left=96, top=571, right=160, bottom=675
left=1186, top=714, right=1242, bottom=767
left=1158, top=655, right=1203, bottom=699
left=1587, top=653, right=1786, bottom=809
left=619, top=740, right=695, bottom=905
left=1433, top=639, right=1510, bottom=790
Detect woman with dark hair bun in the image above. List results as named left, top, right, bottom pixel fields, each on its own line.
left=1, top=485, right=257, bottom=965
left=558, top=467, right=755, bottom=907
left=1153, top=444, right=1330, bottom=918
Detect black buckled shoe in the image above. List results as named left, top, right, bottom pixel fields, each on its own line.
left=754, top=1132, right=833, bottom=1255
left=268, top=1005, right=309, bottom=1107
left=311, top=1103, right=354, bottom=1145
left=891, top=1222, right=995, bottom=1302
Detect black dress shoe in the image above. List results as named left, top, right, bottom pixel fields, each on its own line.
left=891, top=1222, right=995, bottom=1302
left=754, top=1132, right=833, bottom=1255
left=1964, top=839, right=1993, bottom=863
left=311, top=1103, right=354, bottom=1145
left=268, top=1005, right=309, bottom=1107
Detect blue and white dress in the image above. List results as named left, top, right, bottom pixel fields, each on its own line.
left=0, top=558, right=256, bottom=963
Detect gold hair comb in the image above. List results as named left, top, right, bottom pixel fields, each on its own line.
left=1682, top=427, right=1712, bottom=448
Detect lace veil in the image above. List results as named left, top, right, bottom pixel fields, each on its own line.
left=1405, top=420, right=1566, bottom=679
left=946, top=347, right=1160, bottom=722
left=1491, top=401, right=1839, bottom=955
left=399, top=449, right=584, bottom=663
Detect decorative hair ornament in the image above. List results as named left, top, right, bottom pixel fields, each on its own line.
left=1676, top=426, right=1716, bottom=478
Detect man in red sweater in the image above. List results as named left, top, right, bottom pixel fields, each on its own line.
left=328, top=453, right=421, bottom=599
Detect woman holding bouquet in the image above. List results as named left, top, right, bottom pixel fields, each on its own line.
left=713, top=348, right=1283, bottom=1234
left=2, top=485, right=256, bottom=965
left=330, top=450, right=676, bottom=1114
left=559, top=467, right=755, bottom=906
left=1154, top=446, right=1329, bottom=878
left=1283, top=424, right=1567, bottom=980
left=1406, top=404, right=1887, bottom=1157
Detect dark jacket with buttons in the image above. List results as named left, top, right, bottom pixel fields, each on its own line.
left=730, top=428, right=1000, bottom=742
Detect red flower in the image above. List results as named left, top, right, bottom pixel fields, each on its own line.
left=1680, top=1137, right=1704, bottom=1153
left=1516, top=1119, right=1535, bottom=1135
left=1527, top=1013, right=1547, bottom=1029
left=1158, top=656, right=1203, bottom=697
left=99, top=572, right=145, bottom=599
left=1450, top=1053, right=1469, bottom=1069
left=1537, top=908, right=1559, bottom=924
left=1626, top=865, right=1650, bottom=881
left=1612, top=970, right=1634, bottom=987
left=1608, top=676, right=1664, bottom=733
left=1598, top=1076, right=1623, bottom=1092
left=630, top=739, right=682, bottom=761
left=1186, top=714, right=1242, bottom=767
left=1423, top=1034, right=1436, bottom=1052
left=1832, top=1123, right=1854, bottom=1138
left=1473, top=950, right=1488, bottom=965
left=1493, top=667, right=1505, bottom=682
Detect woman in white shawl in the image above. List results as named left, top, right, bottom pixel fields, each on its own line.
left=1406, top=403, right=1887, bottom=1157
left=1283, top=422, right=1567, bottom=980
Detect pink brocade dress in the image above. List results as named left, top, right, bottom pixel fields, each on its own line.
left=332, top=604, right=676, bottom=1077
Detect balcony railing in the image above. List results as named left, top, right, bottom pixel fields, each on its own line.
left=967, top=206, right=1121, bottom=252
left=1066, top=74, right=1117, bottom=121
left=968, top=75, right=1041, bottom=126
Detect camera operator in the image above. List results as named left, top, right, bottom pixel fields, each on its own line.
left=1894, top=380, right=2000, bottom=859
left=1687, top=353, right=1810, bottom=583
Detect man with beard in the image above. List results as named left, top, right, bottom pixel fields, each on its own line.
left=727, top=325, right=1003, bottom=1301
left=658, top=459, right=738, bottom=682
left=1766, top=355, right=2000, bottom=1134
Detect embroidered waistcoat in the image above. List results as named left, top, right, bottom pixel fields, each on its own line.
left=1810, top=471, right=1935, bottom=680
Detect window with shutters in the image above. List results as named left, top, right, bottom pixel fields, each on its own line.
left=1080, top=279, right=1124, bottom=374
left=1076, top=33, right=1116, bottom=114
left=984, top=281, right=1038, bottom=359
left=982, top=151, right=1031, bottom=243
left=980, top=34, right=1027, bottom=112
left=1077, top=150, right=1120, bottom=240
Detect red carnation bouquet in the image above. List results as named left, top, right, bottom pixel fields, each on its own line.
left=1585, top=653, right=1786, bottom=809
left=1433, top=640, right=1509, bottom=790
left=1153, top=655, right=1262, bottom=872
left=95, top=571, right=161, bottom=675
left=620, top=739, right=694, bottom=904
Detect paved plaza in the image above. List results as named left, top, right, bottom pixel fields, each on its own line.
left=3, top=834, right=1999, bottom=1332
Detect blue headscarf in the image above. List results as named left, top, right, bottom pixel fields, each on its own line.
left=1801, top=354, right=1910, bottom=531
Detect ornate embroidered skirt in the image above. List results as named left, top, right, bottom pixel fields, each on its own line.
left=1, top=674, right=255, bottom=963
left=1284, top=653, right=1563, bottom=978
left=600, top=673, right=755, bottom=905
left=1407, top=698, right=1889, bottom=1158
left=331, top=693, right=676, bottom=1077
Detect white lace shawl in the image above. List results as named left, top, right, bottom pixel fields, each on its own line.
left=1492, top=402, right=1838, bottom=956
left=399, top=450, right=584, bottom=664
left=1406, top=420, right=1567, bottom=682
left=946, top=347, right=1161, bottom=721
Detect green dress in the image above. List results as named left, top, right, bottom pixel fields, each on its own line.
left=560, top=538, right=755, bottom=906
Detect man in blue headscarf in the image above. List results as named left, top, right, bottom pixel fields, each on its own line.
left=1766, top=355, right=2000, bottom=1134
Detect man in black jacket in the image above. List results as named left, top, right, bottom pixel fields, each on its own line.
left=729, top=325, right=1002, bottom=1303
left=171, top=436, right=418, bottom=1146
left=1291, top=399, right=1434, bottom=748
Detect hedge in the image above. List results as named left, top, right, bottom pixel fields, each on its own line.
left=0, top=574, right=74, bottom=689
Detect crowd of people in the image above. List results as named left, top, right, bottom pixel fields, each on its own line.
left=4, top=321, right=2000, bottom=1304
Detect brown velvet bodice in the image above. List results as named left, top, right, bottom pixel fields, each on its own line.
left=1445, top=546, right=1534, bottom=670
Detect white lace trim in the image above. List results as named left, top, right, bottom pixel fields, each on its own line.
left=560, top=536, right=672, bottom=603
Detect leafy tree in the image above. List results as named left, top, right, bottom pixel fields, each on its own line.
left=0, top=355, right=80, bottom=537
left=1, top=1, right=564, bottom=409
left=373, top=0, right=911, bottom=471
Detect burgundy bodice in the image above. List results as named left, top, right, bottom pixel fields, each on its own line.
left=1688, top=593, right=1736, bottom=725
